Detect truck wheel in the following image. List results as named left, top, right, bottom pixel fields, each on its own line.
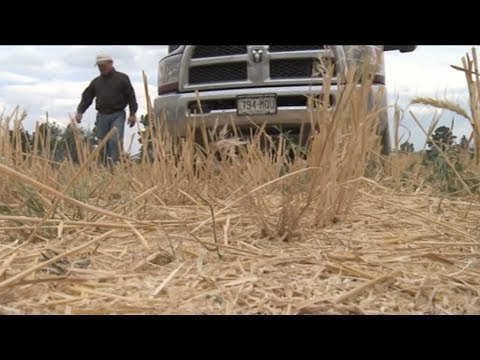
left=380, top=123, right=391, bottom=156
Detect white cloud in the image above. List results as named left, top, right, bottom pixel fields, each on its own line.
left=408, top=105, right=442, bottom=115
left=61, top=46, right=138, bottom=68
left=385, top=46, right=474, bottom=97
left=6, top=80, right=88, bottom=96
left=381, top=46, right=479, bottom=148
left=52, top=98, right=79, bottom=107
left=0, top=71, right=38, bottom=84
left=0, top=46, right=47, bottom=67
left=0, top=81, right=89, bottom=126
left=38, top=114, right=61, bottom=125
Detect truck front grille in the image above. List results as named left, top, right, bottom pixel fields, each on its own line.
left=189, top=62, right=247, bottom=84
left=268, top=45, right=325, bottom=52
left=183, top=45, right=335, bottom=91
left=270, top=59, right=318, bottom=79
left=192, top=46, right=247, bottom=58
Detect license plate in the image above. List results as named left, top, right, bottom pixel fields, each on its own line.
left=237, top=94, right=277, bottom=116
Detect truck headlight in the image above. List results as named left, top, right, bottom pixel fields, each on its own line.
left=342, top=45, right=385, bottom=84
left=158, top=54, right=182, bottom=95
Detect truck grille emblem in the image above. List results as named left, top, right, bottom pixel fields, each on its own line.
left=251, top=49, right=264, bottom=63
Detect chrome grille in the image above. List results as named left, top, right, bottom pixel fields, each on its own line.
left=270, top=59, right=317, bottom=79
left=192, top=46, right=247, bottom=58
left=181, top=45, right=335, bottom=91
left=269, top=45, right=325, bottom=52
left=189, top=62, right=247, bottom=84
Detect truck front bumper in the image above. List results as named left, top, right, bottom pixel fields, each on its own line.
left=154, top=84, right=387, bottom=137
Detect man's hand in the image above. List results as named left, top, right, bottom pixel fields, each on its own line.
left=75, top=112, right=82, bottom=124
left=128, top=114, right=136, bottom=128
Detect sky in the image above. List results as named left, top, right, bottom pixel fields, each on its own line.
left=384, top=46, right=475, bottom=150
left=0, top=45, right=476, bottom=154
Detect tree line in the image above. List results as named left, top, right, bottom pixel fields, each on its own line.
left=9, top=122, right=98, bottom=163
left=399, top=126, right=470, bottom=155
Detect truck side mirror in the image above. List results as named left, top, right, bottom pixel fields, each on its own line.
left=383, top=45, right=417, bottom=53
left=168, top=45, right=181, bottom=53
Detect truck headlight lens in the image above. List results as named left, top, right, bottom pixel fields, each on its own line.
left=342, top=46, right=385, bottom=84
left=158, top=54, right=182, bottom=94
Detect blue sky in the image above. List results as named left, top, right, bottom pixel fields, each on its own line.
left=0, top=45, right=476, bottom=153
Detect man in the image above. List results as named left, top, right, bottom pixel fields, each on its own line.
left=75, top=52, right=138, bottom=164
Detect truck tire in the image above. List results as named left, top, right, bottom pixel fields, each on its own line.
left=367, top=93, right=391, bottom=156
left=380, top=123, right=391, bottom=155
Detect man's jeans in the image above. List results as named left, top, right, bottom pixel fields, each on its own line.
left=95, top=110, right=125, bottom=164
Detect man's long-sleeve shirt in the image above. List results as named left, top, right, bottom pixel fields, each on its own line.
left=77, top=68, right=138, bottom=116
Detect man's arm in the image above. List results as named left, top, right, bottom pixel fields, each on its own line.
left=125, top=76, right=138, bottom=116
left=77, top=81, right=95, bottom=115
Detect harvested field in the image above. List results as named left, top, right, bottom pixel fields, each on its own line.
left=1, top=188, right=480, bottom=315
left=1, top=50, right=480, bottom=314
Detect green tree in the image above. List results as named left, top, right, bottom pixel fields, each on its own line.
left=423, top=125, right=464, bottom=192
left=426, top=126, right=456, bottom=160
left=36, top=122, right=64, bottom=161
left=9, top=128, right=32, bottom=155
left=35, top=122, right=98, bottom=163
left=400, top=141, right=414, bottom=153
left=459, top=134, right=469, bottom=150
left=62, top=124, right=98, bottom=163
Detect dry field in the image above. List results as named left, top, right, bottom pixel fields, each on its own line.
left=1, top=51, right=480, bottom=315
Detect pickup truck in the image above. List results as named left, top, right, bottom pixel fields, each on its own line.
left=153, top=45, right=416, bottom=154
